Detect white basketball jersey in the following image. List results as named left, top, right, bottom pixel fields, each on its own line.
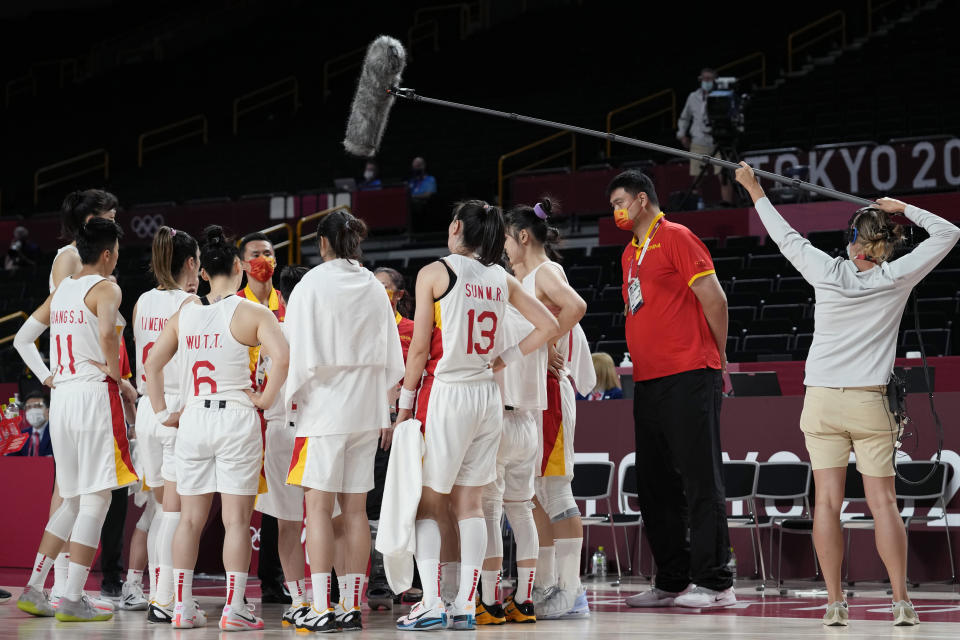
left=500, top=263, right=553, bottom=410
left=49, top=244, right=80, bottom=293
left=177, top=296, right=253, bottom=404
left=49, top=275, right=108, bottom=385
left=433, top=254, right=508, bottom=383
left=134, top=288, right=192, bottom=395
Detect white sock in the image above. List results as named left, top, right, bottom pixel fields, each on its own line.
left=52, top=551, right=70, bottom=596
left=287, top=579, right=306, bottom=608
left=480, top=569, right=501, bottom=605
left=343, top=573, right=364, bottom=610
left=155, top=511, right=180, bottom=605
left=414, top=520, right=441, bottom=606
left=517, top=566, right=536, bottom=603
left=534, top=546, right=555, bottom=588
left=173, top=569, right=193, bottom=607
left=146, top=502, right=163, bottom=597
left=554, top=538, right=583, bottom=591
left=455, top=518, right=486, bottom=609
left=440, top=561, right=459, bottom=598
left=64, top=561, right=90, bottom=601
left=311, top=572, right=331, bottom=611
left=26, top=553, right=53, bottom=589
left=226, top=572, right=247, bottom=612
left=126, top=569, right=143, bottom=585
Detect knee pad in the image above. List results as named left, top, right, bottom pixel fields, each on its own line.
left=137, top=498, right=157, bottom=533
left=45, top=495, right=80, bottom=541
left=482, top=497, right=503, bottom=560
left=71, top=490, right=111, bottom=548
left=503, top=500, right=538, bottom=561
left=540, top=476, right=579, bottom=522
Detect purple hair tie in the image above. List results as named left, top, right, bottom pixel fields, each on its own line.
left=534, top=203, right=548, bottom=219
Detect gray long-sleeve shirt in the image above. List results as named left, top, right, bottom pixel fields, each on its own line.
left=754, top=197, right=960, bottom=387
left=677, top=89, right=713, bottom=147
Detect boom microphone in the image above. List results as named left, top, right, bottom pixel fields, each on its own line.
left=343, top=35, right=407, bottom=158
left=343, top=37, right=872, bottom=206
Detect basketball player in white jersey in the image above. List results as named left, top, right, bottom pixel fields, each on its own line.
left=131, top=226, right=201, bottom=623
left=14, top=217, right=137, bottom=622
left=42, top=189, right=122, bottom=609
left=254, top=265, right=310, bottom=628
left=394, top=200, right=559, bottom=631
left=144, top=225, right=288, bottom=631
left=504, top=200, right=591, bottom=620
left=285, top=211, right=404, bottom=633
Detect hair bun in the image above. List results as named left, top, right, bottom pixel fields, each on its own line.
left=204, top=225, right=225, bottom=245
left=540, top=197, right=554, bottom=214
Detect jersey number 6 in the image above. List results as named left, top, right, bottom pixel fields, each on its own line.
left=192, top=360, right=218, bottom=396
left=466, top=309, right=497, bottom=355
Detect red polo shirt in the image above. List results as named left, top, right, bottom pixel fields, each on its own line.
left=620, top=213, right=721, bottom=381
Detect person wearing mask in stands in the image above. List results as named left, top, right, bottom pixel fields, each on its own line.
left=6, top=391, right=53, bottom=457
left=735, top=161, right=960, bottom=627
left=677, top=67, right=734, bottom=205
left=359, top=161, right=383, bottom=191
left=577, top=353, right=624, bottom=401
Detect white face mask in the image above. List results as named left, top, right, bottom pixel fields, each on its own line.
left=26, top=408, right=46, bottom=428
left=363, top=170, right=375, bottom=181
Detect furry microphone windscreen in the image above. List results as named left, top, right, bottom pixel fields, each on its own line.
left=343, top=35, right=407, bottom=158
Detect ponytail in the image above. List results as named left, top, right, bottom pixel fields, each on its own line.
left=317, top=210, right=368, bottom=262
left=452, top=199, right=505, bottom=267
left=150, top=226, right=199, bottom=290
left=505, top=196, right=563, bottom=262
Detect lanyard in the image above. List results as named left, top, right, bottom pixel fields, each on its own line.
left=629, top=213, right=664, bottom=281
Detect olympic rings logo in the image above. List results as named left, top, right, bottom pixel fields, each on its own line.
left=130, top=214, right=166, bottom=239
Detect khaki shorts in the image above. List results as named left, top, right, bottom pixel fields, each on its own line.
left=689, top=142, right=722, bottom=176
left=799, top=386, right=898, bottom=477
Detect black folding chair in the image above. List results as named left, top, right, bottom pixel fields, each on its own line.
left=722, top=461, right=766, bottom=584
left=755, top=462, right=816, bottom=594
left=573, top=460, right=623, bottom=586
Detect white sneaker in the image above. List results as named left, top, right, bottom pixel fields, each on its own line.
left=823, top=601, right=849, bottom=626
left=531, top=585, right=556, bottom=607
left=219, top=604, right=265, bottom=631
left=674, top=585, right=736, bottom=609
left=50, top=592, right=115, bottom=613
left=537, top=586, right=590, bottom=619
left=625, top=585, right=691, bottom=608
left=120, top=580, right=149, bottom=611
left=172, top=600, right=207, bottom=628
left=893, top=600, right=919, bottom=626
left=396, top=600, right=447, bottom=631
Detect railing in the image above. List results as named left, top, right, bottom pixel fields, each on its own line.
left=30, top=58, right=77, bottom=89
left=604, top=88, right=676, bottom=158
left=407, top=19, right=440, bottom=60
left=413, top=3, right=473, bottom=40
left=788, top=10, right=846, bottom=73
left=34, top=149, right=109, bottom=206
left=232, top=76, right=299, bottom=135
left=498, top=131, right=576, bottom=207
left=0, top=312, right=28, bottom=347
left=716, top=51, right=766, bottom=89
left=5, top=75, right=36, bottom=107
left=235, top=222, right=293, bottom=264
left=296, top=205, right=352, bottom=263
left=322, top=47, right=366, bottom=100
left=138, top=114, right=207, bottom=167
left=867, top=0, right=906, bottom=34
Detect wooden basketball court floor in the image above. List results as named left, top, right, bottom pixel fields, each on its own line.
left=2, top=572, right=958, bottom=639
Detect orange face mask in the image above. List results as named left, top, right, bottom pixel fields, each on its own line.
left=248, top=255, right=276, bottom=282
left=613, top=208, right=633, bottom=231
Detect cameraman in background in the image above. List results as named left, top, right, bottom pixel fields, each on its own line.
left=677, top=68, right=734, bottom=205
left=5, top=226, right=40, bottom=272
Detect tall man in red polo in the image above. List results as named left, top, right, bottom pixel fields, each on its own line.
left=608, top=170, right=734, bottom=609
left=236, top=232, right=290, bottom=604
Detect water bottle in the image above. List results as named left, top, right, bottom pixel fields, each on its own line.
left=619, top=352, right=632, bottom=368
left=727, top=546, right=737, bottom=582
left=697, top=196, right=705, bottom=210
left=591, top=546, right=608, bottom=578
left=5, top=397, right=19, bottom=419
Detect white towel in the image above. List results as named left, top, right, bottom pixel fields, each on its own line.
left=375, top=419, right=424, bottom=594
